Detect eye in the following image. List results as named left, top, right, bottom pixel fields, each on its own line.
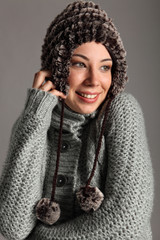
left=71, top=62, right=86, bottom=68
left=100, top=65, right=111, bottom=72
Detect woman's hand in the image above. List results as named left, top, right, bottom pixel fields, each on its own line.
left=32, top=70, right=66, bottom=99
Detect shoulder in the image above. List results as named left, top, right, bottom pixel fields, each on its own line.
left=104, top=92, right=146, bottom=137
left=109, top=92, right=144, bottom=121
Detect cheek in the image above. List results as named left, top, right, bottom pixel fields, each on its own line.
left=67, top=73, right=75, bottom=90
left=67, top=71, right=83, bottom=89
left=102, top=75, right=112, bottom=91
left=109, top=77, right=112, bottom=88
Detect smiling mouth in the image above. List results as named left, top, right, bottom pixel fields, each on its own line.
left=76, top=92, right=98, bottom=99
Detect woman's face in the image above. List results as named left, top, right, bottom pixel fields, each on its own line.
left=65, top=41, right=112, bottom=114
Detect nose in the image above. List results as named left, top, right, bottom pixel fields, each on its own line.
left=84, top=67, right=100, bottom=86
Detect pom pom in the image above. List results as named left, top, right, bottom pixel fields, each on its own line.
left=76, top=185, right=104, bottom=212
left=36, top=198, right=60, bottom=225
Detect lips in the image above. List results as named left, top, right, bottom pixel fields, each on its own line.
left=76, top=91, right=100, bottom=103
left=77, top=92, right=98, bottom=99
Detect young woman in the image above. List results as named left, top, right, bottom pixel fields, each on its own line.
left=0, top=1, right=154, bottom=239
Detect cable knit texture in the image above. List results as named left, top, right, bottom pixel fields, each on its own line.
left=0, top=88, right=154, bottom=240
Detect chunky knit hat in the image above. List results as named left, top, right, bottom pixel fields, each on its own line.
left=40, top=0, right=128, bottom=97
left=36, top=0, right=128, bottom=225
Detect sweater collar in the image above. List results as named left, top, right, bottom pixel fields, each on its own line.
left=51, top=100, right=98, bottom=136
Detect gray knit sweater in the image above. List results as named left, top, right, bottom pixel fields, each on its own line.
left=0, top=88, right=154, bottom=240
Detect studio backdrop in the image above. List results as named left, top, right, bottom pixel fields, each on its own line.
left=0, top=0, right=159, bottom=239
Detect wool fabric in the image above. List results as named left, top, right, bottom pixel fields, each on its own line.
left=0, top=87, right=154, bottom=240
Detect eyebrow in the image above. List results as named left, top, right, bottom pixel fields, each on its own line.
left=72, top=54, right=112, bottom=62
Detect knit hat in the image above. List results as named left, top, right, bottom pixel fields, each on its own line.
left=36, top=0, right=128, bottom=225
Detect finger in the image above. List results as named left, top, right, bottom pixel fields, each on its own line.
left=40, top=80, right=55, bottom=92
left=32, top=70, right=51, bottom=89
left=49, top=89, right=67, bottom=99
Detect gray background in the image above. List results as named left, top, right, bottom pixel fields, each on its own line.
left=0, top=0, right=159, bottom=239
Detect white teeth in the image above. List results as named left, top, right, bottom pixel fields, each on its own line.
left=79, top=93, right=97, bottom=99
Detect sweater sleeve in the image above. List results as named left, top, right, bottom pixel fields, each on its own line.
left=34, top=93, right=154, bottom=240
left=0, top=88, right=58, bottom=240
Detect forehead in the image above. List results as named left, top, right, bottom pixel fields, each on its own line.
left=72, top=41, right=111, bottom=59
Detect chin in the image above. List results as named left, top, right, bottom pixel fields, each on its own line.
left=74, top=105, right=98, bottom=115
left=65, top=99, right=103, bottom=115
